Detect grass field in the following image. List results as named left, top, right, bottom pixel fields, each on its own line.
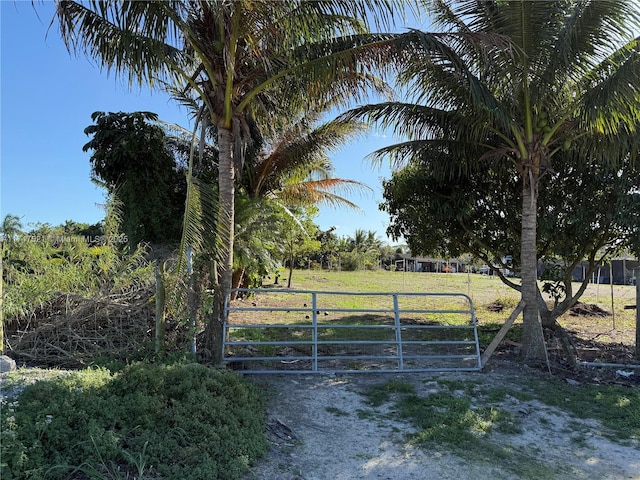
left=285, top=269, right=638, bottom=345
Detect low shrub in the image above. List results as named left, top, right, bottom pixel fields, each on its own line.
left=1, top=363, right=267, bottom=480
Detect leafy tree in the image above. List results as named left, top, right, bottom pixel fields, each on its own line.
left=314, top=229, right=386, bottom=271
left=54, top=0, right=405, bottom=362
left=83, top=111, right=186, bottom=246
left=343, top=0, right=640, bottom=360
left=316, top=227, right=341, bottom=270
left=382, top=149, right=640, bottom=361
left=281, top=211, right=321, bottom=288
left=61, top=219, right=104, bottom=238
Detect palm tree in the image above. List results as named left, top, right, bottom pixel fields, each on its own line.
left=164, top=110, right=373, bottom=289
left=1, top=214, right=23, bottom=247
left=238, top=112, right=373, bottom=287
left=243, top=112, right=371, bottom=207
left=0, top=214, right=21, bottom=355
left=349, top=228, right=382, bottom=269
left=53, top=0, right=407, bottom=359
left=342, top=0, right=640, bottom=360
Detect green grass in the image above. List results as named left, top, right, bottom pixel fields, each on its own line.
left=227, top=269, right=636, bottom=370
left=227, top=275, right=483, bottom=361
left=286, top=270, right=637, bottom=337
left=477, top=323, right=524, bottom=349
left=363, top=380, right=416, bottom=406
left=359, top=374, right=640, bottom=480
left=325, top=406, right=349, bottom=417
left=462, top=377, right=640, bottom=442
left=289, top=270, right=519, bottom=308
left=398, top=393, right=521, bottom=443
left=360, top=379, right=558, bottom=479
left=527, top=380, right=640, bottom=442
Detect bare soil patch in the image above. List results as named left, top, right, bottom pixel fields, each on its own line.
left=242, top=361, right=640, bottom=480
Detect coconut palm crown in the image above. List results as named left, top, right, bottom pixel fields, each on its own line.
left=341, top=0, right=640, bottom=360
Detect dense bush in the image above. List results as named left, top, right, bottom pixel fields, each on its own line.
left=1, top=363, right=267, bottom=480
left=3, top=222, right=152, bottom=322
left=339, top=250, right=380, bottom=271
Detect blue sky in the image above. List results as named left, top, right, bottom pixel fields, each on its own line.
left=1, top=1, right=418, bottom=243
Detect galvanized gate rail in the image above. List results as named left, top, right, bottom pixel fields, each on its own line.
left=222, top=289, right=482, bottom=374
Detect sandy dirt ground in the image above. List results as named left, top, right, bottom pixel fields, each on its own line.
left=242, top=361, right=640, bottom=480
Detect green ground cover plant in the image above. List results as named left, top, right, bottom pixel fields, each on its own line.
left=0, top=363, right=267, bottom=480
left=526, top=380, right=640, bottom=442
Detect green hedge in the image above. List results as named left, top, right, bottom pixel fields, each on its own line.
left=1, top=363, right=267, bottom=480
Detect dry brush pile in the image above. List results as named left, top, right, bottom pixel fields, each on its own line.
left=6, top=286, right=157, bottom=367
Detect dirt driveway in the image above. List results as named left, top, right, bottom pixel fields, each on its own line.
left=242, top=361, right=640, bottom=480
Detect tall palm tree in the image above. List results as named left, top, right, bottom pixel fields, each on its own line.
left=342, top=0, right=640, bottom=360
left=233, top=111, right=373, bottom=289
left=53, top=0, right=406, bottom=359
left=243, top=112, right=371, bottom=208
left=1, top=215, right=23, bottom=247
left=0, top=214, right=21, bottom=354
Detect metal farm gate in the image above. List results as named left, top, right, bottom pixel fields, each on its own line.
left=222, top=289, right=482, bottom=374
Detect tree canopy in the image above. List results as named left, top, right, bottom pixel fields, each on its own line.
left=382, top=149, right=640, bottom=329
left=83, top=111, right=186, bottom=246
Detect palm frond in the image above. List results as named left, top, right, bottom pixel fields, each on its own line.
left=54, top=1, right=186, bottom=87
left=173, top=114, right=222, bottom=280
left=530, top=1, right=640, bottom=107
left=176, top=176, right=219, bottom=271
left=577, top=37, right=640, bottom=134
left=392, top=29, right=514, bottom=126
left=277, top=178, right=370, bottom=210
left=339, top=102, right=465, bottom=140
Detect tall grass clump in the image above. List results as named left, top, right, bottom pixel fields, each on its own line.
left=0, top=363, right=267, bottom=480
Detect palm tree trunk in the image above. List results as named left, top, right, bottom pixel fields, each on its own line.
left=210, top=125, right=236, bottom=364
left=520, top=175, right=547, bottom=361
left=287, top=253, right=294, bottom=288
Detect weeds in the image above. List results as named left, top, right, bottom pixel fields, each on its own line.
left=358, top=377, right=640, bottom=480
left=326, top=406, right=349, bottom=417
left=528, top=380, right=640, bottom=441
left=4, top=221, right=152, bottom=323
left=363, top=380, right=416, bottom=407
